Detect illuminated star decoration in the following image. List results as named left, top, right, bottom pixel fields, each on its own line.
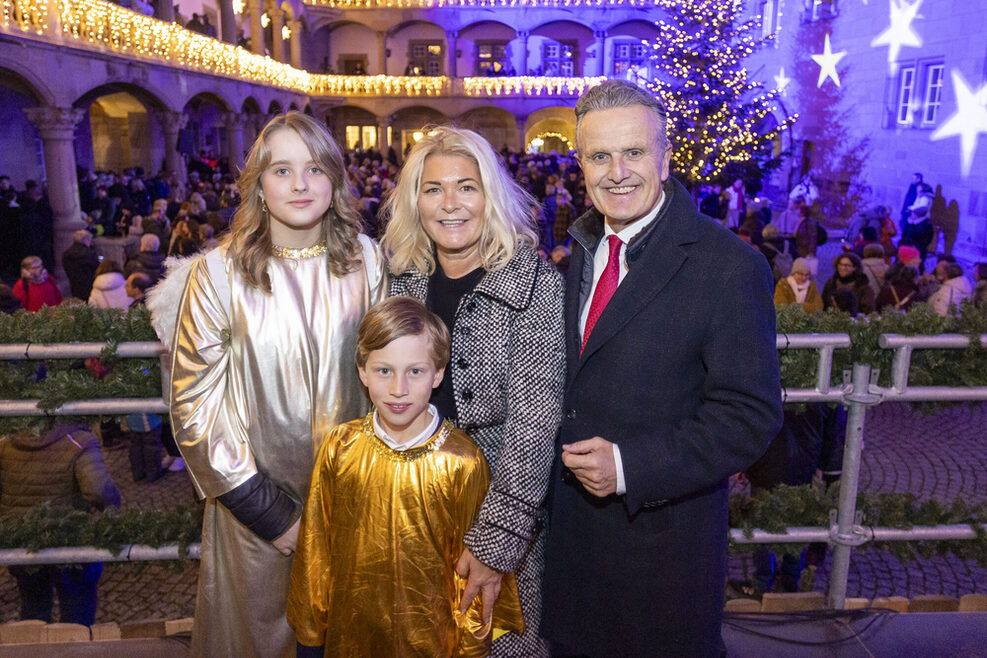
left=811, top=34, right=847, bottom=88
left=774, top=67, right=791, bottom=94
left=930, top=69, right=987, bottom=178
left=870, top=0, right=923, bottom=74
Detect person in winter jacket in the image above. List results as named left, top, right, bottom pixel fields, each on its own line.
left=928, top=263, right=972, bottom=316
left=973, top=263, right=987, bottom=307
left=859, top=243, right=888, bottom=296
left=61, top=230, right=101, bottom=300
left=822, top=253, right=875, bottom=314
left=124, top=233, right=167, bottom=285
left=12, top=255, right=61, bottom=311
left=0, top=422, right=121, bottom=625
left=88, top=259, right=131, bottom=309
left=876, top=262, right=921, bottom=313
left=774, top=257, right=823, bottom=314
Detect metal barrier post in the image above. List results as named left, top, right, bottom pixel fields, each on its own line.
left=828, top=363, right=880, bottom=609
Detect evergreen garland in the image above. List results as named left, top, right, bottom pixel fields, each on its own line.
left=0, top=305, right=161, bottom=434
left=729, top=484, right=987, bottom=565
left=2, top=490, right=984, bottom=570
left=0, top=502, right=203, bottom=558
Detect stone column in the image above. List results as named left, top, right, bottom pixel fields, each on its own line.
left=245, top=0, right=264, bottom=55
left=22, top=106, right=86, bottom=294
left=154, top=110, right=188, bottom=186
left=594, top=30, right=607, bottom=76
left=219, top=0, right=236, bottom=44
left=377, top=30, right=387, bottom=75
left=288, top=19, right=302, bottom=69
left=376, top=115, right=391, bottom=152
left=515, top=114, right=527, bottom=152
left=156, top=0, right=174, bottom=22
left=446, top=30, right=458, bottom=78
left=224, top=113, right=248, bottom=174
left=270, top=7, right=286, bottom=63
left=516, top=30, right=529, bottom=76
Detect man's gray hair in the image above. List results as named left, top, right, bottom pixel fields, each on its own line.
left=575, top=80, right=669, bottom=150
left=141, top=233, right=160, bottom=252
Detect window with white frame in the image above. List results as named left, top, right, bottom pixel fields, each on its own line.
left=760, top=0, right=776, bottom=38
left=896, top=66, right=916, bottom=126
left=806, top=0, right=838, bottom=21
left=476, top=41, right=508, bottom=75
left=612, top=41, right=648, bottom=77
left=542, top=40, right=576, bottom=77
left=921, top=64, right=944, bottom=126
left=408, top=41, right=442, bottom=76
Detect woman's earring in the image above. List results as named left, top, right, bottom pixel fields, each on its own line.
left=261, top=198, right=268, bottom=215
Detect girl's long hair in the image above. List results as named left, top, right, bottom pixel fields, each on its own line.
left=227, top=112, right=362, bottom=291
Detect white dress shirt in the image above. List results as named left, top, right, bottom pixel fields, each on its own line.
left=373, top=404, right=441, bottom=451
left=579, top=194, right=667, bottom=496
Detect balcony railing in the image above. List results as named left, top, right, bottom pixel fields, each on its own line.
left=1, top=0, right=604, bottom=97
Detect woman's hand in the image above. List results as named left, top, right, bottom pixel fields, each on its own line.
left=456, top=547, right=503, bottom=623
left=272, top=517, right=300, bottom=556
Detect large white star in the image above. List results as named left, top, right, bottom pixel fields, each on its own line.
left=931, top=69, right=987, bottom=178
left=870, top=0, right=923, bottom=74
left=811, top=33, right=847, bottom=88
left=774, top=67, right=792, bottom=95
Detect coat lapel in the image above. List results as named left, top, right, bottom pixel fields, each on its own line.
left=569, top=179, right=700, bottom=378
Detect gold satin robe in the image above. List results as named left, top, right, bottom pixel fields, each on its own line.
left=287, top=415, right=524, bottom=657
left=170, top=245, right=384, bottom=658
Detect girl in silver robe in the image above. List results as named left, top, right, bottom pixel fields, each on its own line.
left=168, top=112, right=384, bottom=657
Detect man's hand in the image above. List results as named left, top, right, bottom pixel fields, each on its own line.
left=456, top=547, right=503, bottom=623
left=272, top=517, right=300, bottom=556
left=562, top=437, right=617, bottom=497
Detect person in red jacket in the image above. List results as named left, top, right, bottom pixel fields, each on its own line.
left=12, top=255, right=61, bottom=311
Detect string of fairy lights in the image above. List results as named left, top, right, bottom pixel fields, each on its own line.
left=301, top=0, right=658, bottom=7
left=648, top=0, right=797, bottom=183
left=0, top=0, right=604, bottom=97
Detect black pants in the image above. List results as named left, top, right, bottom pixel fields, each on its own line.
left=9, top=563, right=103, bottom=625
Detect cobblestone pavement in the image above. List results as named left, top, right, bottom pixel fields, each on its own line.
left=2, top=401, right=986, bottom=624
left=728, top=402, right=987, bottom=600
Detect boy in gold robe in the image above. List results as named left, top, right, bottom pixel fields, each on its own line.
left=288, top=296, right=524, bottom=657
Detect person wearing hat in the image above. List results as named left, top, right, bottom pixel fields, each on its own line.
left=774, top=257, right=823, bottom=314
left=900, top=193, right=934, bottom=271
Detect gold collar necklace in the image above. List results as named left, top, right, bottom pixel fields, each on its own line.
left=271, top=241, right=328, bottom=259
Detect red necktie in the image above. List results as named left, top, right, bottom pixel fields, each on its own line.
left=582, top=234, right=622, bottom=353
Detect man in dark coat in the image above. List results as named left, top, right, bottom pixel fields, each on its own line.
left=124, top=233, right=167, bottom=285
left=540, top=80, right=782, bottom=657
left=61, top=230, right=100, bottom=300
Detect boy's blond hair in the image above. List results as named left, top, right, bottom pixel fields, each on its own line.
left=356, top=296, right=451, bottom=370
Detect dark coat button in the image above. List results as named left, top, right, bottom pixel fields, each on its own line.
left=459, top=326, right=472, bottom=335
left=461, top=390, right=474, bottom=401
left=565, top=408, right=576, bottom=419
left=457, top=358, right=469, bottom=369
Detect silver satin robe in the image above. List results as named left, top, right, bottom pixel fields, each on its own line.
left=170, top=242, right=384, bottom=658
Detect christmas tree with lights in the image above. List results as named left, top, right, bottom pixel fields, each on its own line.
left=646, top=0, right=797, bottom=187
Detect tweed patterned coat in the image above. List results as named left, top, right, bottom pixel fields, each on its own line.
left=389, top=244, right=565, bottom=657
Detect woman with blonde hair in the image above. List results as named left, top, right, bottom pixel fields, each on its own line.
left=382, top=125, right=565, bottom=657
left=166, top=111, right=384, bottom=657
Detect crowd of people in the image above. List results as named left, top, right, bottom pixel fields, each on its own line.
left=1, top=79, right=986, bottom=658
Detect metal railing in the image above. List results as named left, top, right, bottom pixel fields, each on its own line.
left=2, top=334, right=986, bottom=610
